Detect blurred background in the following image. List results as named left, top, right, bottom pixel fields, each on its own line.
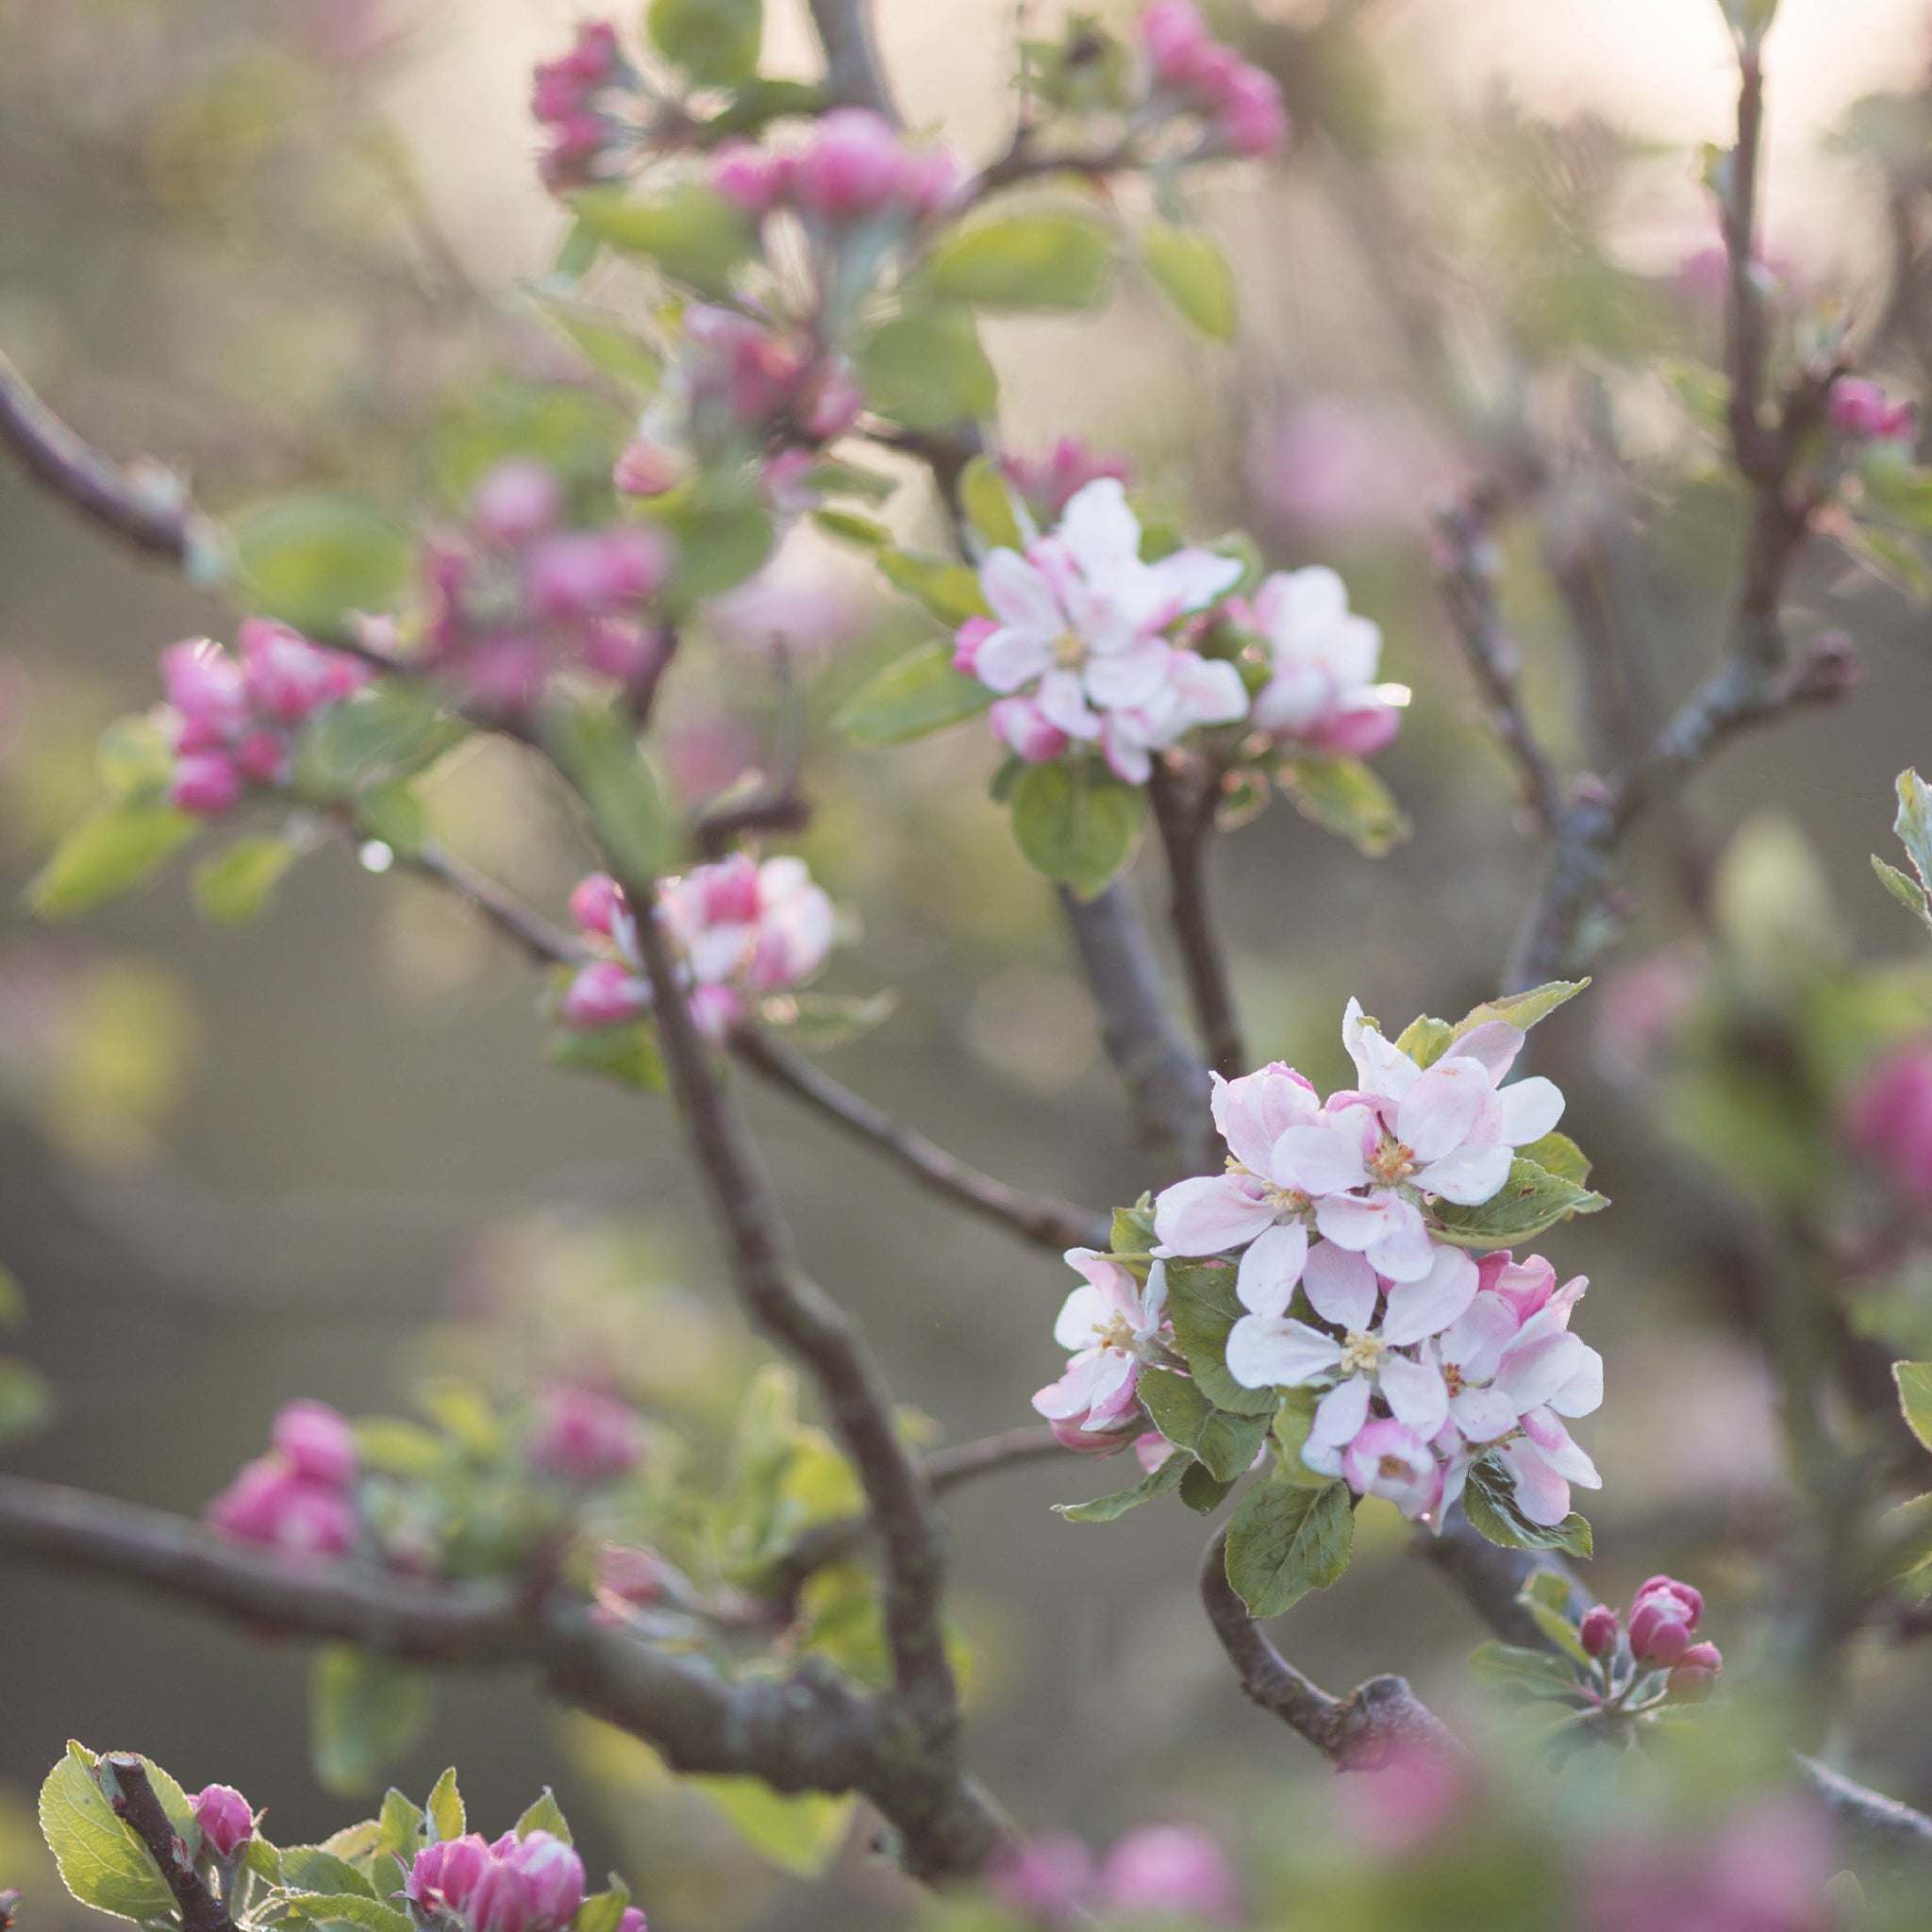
left=7, top=0, right=1932, bottom=1925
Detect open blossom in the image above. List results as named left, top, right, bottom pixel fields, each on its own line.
left=952, top=478, right=1247, bottom=783
left=1246, top=567, right=1401, bottom=758
left=1095, top=1824, right=1242, bottom=1925
left=558, top=854, right=836, bottom=1042
left=1032, top=1250, right=1169, bottom=1448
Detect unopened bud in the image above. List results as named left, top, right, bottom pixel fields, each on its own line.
left=1667, top=1641, right=1724, bottom=1703
left=1579, top=1604, right=1621, bottom=1658
left=192, top=1785, right=255, bottom=1864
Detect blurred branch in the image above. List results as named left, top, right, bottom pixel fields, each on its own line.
left=391, top=841, right=587, bottom=969
left=1149, top=758, right=1247, bottom=1080
left=0, top=345, right=214, bottom=567
left=102, top=1755, right=238, bottom=1932
left=731, top=1029, right=1108, bottom=1253
left=807, top=0, right=899, bottom=121
left=1200, top=1527, right=1459, bottom=1765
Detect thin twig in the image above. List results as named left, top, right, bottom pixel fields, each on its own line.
left=1148, top=758, right=1247, bottom=1079
left=393, top=841, right=586, bottom=968
left=731, top=1029, right=1108, bottom=1255
left=806, top=0, right=899, bottom=120
left=102, top=1756, right=238, bottom=1932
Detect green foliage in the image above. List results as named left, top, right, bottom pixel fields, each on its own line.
left=650, top=472, right=774, bottom=603
left=26, top=799, right=200, bottom=919
left=571, top=185, right=758, bottom=297
left=1008, top=759, right=1148, bottom=900
left=958, top=456, right=1027, bottom=550
left=875, top=550, right=991, bottom=625
left=293, top=684, right=460, bottom=803
left=96, top=714, right=176, bottom=803
left=1054, top=1447, right=1189, bottom=1522
left=277, top=1845, right=379, bottom=1896
left=1467, top=1641, right=1586, bottom=1700
left=923, top=211, right=1116, bottom=312
left=0, top=1356, right=54, bottom=1444
left=574, top=1883, right=634, bottom=1932
left=194, top=835, right=299, bottom=925
left=758, top=990, right=897, bottom=1052
left=1516, top=1130, right=1591, bottom=1186
left=548, top=1018, right=668, bottom=1092
left=425, top=1767, right=465, bottom=1844
left=1269, top=1386, right=1338, bottom=1488
left=512, top=1789, right=571, bottom=1842
left=310, top=1648, right=435, bottom=1797
left=646, top=0, right=762, bottom=85
left=1893, top=1360, right=1932, bottom=1451
left=1224, top=1477, right=1354, bottom=1617
left=1162, top=1260, right=1278, bottom=1416
left=541, top=700, right=671, bottom=883
left=1431, top=1156, right=1608, bottom=1248
left=1515, top=1569, right=1593, bottom=1665
left=1277, top=755, right=1408, bottom=856
left=38, top=1745, right=197, bottom=1923
left=835, top=642, right=992, bottom=747
left=1460, top=1457, right=1593, bottom=1558
left=1138, top=223, right=1239, bottom=341
left=1136, top=1367, right=1273, bottom=1482
left=1875, top=769, right=1932, bottom=931
left=229, top=495, right=414, bottom=640
left=682, top=1778, right=854, bottom=1878
left=855, top=302, right=998, bottom=429
left=527, top=295, right=663, bottom=396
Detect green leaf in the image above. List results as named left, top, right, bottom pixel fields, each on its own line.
left=1394, top=1015, right=1455, bottom=1068
left=279, top=1848, right=378, bottom=1898
left=353, top=1419, right=448, bottom=1478
left=855, top=302, right=998, bottom=430
left=1139, top=222, right=1239, bottom=341
left=573, top=1884, right=632, bottom=1932
left=229, top=496, right=414, bottom=640
left=321, top=1819, right=380, bottom=1866
left=810, top=508, right=891, bottom=549
left=1431, top=1157, right=1607, bottom=1249
left=1277, top=754, right=1408, bottom=857
left=1177, top=1459, right=1237, bottom=1513
left=1110, top=1198, right=1157, bottom=1259
left=541, top=701, right=670, bottom=883
left=511, top=1790, right=570, bottom=1843
left=0, top=1357, right=55, bottom=1444
left=1269, top=1385, right=1336, bottom=1488
left=1515, top=1130, right=1591, bottom=1187
left=758, top=990, right=896, bottom=1051
left=309, top=1648, right=434, bottom=1798
left=570, top=185, right=757, bottom=298
left=415, top=1378, right=504, bottom=1459
left=293, top=685, right=458, bottom=801
left=1137, top=1368, right=1272, bottom=1482
left=924, top=211, right=1115, bottom=311
left=527, top=295, right=662, bottom=395
left=1894, top=1361, right=1932, bottom=1452
left=1224, top=1478, right=1354, bottom=1618
left=685, top=1779, right=853, bottom=1878
left=834, top=642, right=992, bottom=750
left=26, top=800, right=199, bottom=920
left=1874, top=855, right=1932, bottom=926
left=875, top=550, right=991, bottom=625
left=265, top=1893, right=411, bottom=1932
left=355, top=784, right=428, bottom=860
left=646, top=0, right=762, bottom=86
left=425, top=1769, right=463, bottom=1844
left=1055, top=1448, right=1190, bottom=1522
left=547, top=1021, right=667, bottom=1091
left=375, top=1790, right=425, bottom=1869
left=38, top=1745, right=196, bottom=1922
left=958, top=456, right=1026, bottom=550
left=1467, top=1641, right=1585, bottom=1700
left=96, top=714, right=176, bottom=804
left=1515, top=1571, right=1592, bottom=1665
left=1888, top=1491, right=1932, bottom=1602
left=1448, top=980, right=1589, bottom=1046
left=650, top=472, right=774, bottom=604
left=194, top=836, right=298, bottom=925
left=1009, top=759, right=1148, bottom=901
left=1163, top=1260, right=1278, bottom=1416
left=1460, top=1458, right=1593, bottom=1557
left=1893, top=770, right=1932, bottom=896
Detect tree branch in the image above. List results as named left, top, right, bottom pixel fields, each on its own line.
left=0, top=347, right=216, bottom=568
left=1199, top=1527, right=1459, bottom=1767
left=102, top=1756, right=238, bottom=1932
left=731, top=1028, right=1108, bottom=1254
left=806, top=0, right=899, bottom=120
left=1148, top=760, right=1247, bottom=1081
left=391, top=841, right=586, bottom=968
left=1058, top=881, right=1214, bottom=1181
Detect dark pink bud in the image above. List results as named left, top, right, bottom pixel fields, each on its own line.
left=169, top=751, right=243, bottom=817
left=161, top=640, right=249, bottom=740
left=528, top=1385, right=643, bottom=1484
left=206, top=1457, right=298, bottom=1541
left=1096, top=1825, right=1242, bottom=1926
left=1830, top=376, right=1908, bottom=441
left=239, top=619, right=358, bottom=724
left=1667, top=1641, right=1724, bottom=1703
left=1139, top=0, right=1212, bottom=89
left=1628, top=1587, right=1697, bottom=1668
left=558, top=960, right=648, bottom=1030
left=1633, top=1574, right=1703, bottom=1630
left=615, top=1911, right=647, bottom=1932
left=273, top=1400, right=358, bottom=1488
left=1844, top=1041, right=1932, bottom=1207
left=790, top=108, right=907, bottom=223
left=579, top=617, right=662, bottom=686
left=467, top=1859, right=535, bottom=1932
left=1212, top=62, right=1290, bottom=158
left=472, top=460, right=565, bottom=548
left=696, top=854, right=762, bottom=926
left=408, top=1835, right=491, bottom=1913
left=565, top=21, right=622, bottom=83
left=568, top=873, right=625, bottom=940
left=797, top=355, right=863, bottom=441
left=192, top=1785, right=255, bottom=1864
left=232, top=731, right=291, bottom=787
left=952, top=615, right=996, bottom=678
left=269, top=1481, right=358, bottom=1557
left=990, top=695, right=1072, bottom=763
left=496, top=1832, right=584, bottom=1931
left=1047, top=1413, right=1142, bottom=1455
left=1579, top=1604, right=1621, bottom=1658
left=531, top=62, right=589, bottom=125
left=710, top=141, right=786, bottom=217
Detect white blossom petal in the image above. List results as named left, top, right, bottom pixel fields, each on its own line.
left=1271, top=1122, right=1369, bottom=1197
left=1342, top=997, right=1419, bottom=1099
left=1379, top=1243, right=1478, bottom=1346
left=1307, top=1374, right=1371, bottom=1452
left=1448, top=1387, right=1521, bottom=1442
left=1496, top=1074, right=1566, bottom=1146
left=1236, top=1220, right=1309, bottom=1318
left=1396, top=1058, right=1492, bottom=1163
left=979, top=549, right=1063, bottom=635
left=1225, top=1315, right=1340, bottom=1391
left=1301, top=1241, right=1377, bottom=1330
left=1378, top=1353, right=1451, bottom=1438
left=1153, top=1174, right=1279, bottom=1256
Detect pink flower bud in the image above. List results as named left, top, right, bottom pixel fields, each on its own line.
left=192, top=1785, right=255, bottom=1864
left=559, top=960, right=649, bottom=1029
left=568, top=873, right=625, bottom=940
left=531, top=63, right=589, bottom=124
left=273, top=1399, right=358, bottom=1488
left=207, top=1457, right=298, bottom=1541
left=528, top=1384, right=643, bottom=1484
left=472, top=460, right=565, bottom=548
left=169, top=750, right=243, bottom=817
left=565, top=22, right=623, bottom=84
left=1139, top=0, right=1213, bottom=89
left=270, top=1480, right=359, bottom=1557
left=1633, top=1574, right=1704, bottom=1629
left=999, top=437, right=1133, bottom=522
left=988, top=1835, right=1095, bottom=1926
left=790, top=108, right=907, bottom=223
left=496, top=1833, right=584, bottom=1932
left=1628, top=1576, right=1702, bottom=1667
left=1213, top=62, right=1290, bottom=158
left=952, top=616, right=996, bottom=678
left=408, top=1835, right=491, bottom=1913
left=232, top=731, right=291, bottom=786
left=710, top=141, right=787, bottom=217
left=613, top=441, right=682, bottom=499
left=1667, top=1641, right=1724, bottom=1703
left=695, top=854, right=762, bottom=926
left=615, top=1911, right=647, bottom=1932
left=1579, top=1604, right=1621, bottom=1658
left=1047, top=1412, right=1143, bottom=1454
left=524, top=529, right=664, bottom=620
left=239, top=620, right=364, bottom=725
left=1845, top=1041, right=1932, bottom=1207
left=685, top=982, right=745, bottom=1041
left=797, top=355, right=864, bottom=441
left=580, top=617, right=663, bottom=686
left=468, top=1859, right=536, bottom=1932
left=161, top=640, right=250, bottom=743
left=1096, top=1825, right=1242, bottom=1926
left=990, top=694, right=1073, bottom=763
left=1830, top=376, right=1915, bottom=442
left=896, top=144, right=964, bottom=222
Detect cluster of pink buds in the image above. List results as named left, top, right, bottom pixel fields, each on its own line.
left=1830, top=375, right=1916, bottom=447
left=1137, top=1, right=1290, bottom=159
left=192, top=1784, right=256, bottom=1866
left=997, top=437, right=1133, bottom=525
left=711, top=108, right=962, bottom=232
left=1844, top=1040, right=1932, bottom=1209
left=525, top=1383, right=643, bottom=1485
left=684, top=307, right=863, bottom=453
left=558, top=854, right=837, bottom=1042
left=989, top=1824, right=1242, bottom=1928
left=1581, top=1575, right=1723, bottom=1701
left=408, top=1829, right=637, bottom=1932
left=161, top=624, right=371, bottom=817
left=206, top=1400, right=360, bottom=1558
left=423, top=460, right=669, bottom=716
left=531, top=22, right=632, bottom=192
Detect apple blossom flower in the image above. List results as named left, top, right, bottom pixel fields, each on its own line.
left=1246, top=567, right=1401, bottom=759
left=192, top=1785, right=254, bottom=1864
left=490, top=1833, right=584, bottom=1931
left=953, top=477, right=1247, bottom=784
left=1829, top=375, right=1915, bottom=444
left=272, top=1398, right=358, bottom=1488
left=527, top=1384, right=643, bottom=1485
left=408, top=1835, right=492, bottom=1915
left=1095, top=1824, right=1242, bottom=1925
left=987, top=1835, right=1095, bottom=1926
left=1844, top=1040, right=1932, bottom=1207
left=1032, top=1251, right=1169, bottom=1443
left=1341, top=1416, right=1442, bottom=1520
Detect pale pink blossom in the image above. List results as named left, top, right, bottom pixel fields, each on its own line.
left=1095, top=1824, right=1242, bottom=1925
left=988, top=1835, right=1094, bottom=1926
left=1830, top=375, right=1915, bottom=443
left=408, top=1835, right=491, bottom=1914
left=472, top=460, right=565, bottom=547
left=1032, top=1251, right=1168, bottom=1441
left=272, top=1398, right=358, bottom=1488
left=1248, top=567, right=1400, bottom=759
left=1583, top=1800, right=1835, bottom=1932
left=1341, top=1416, right=1442, bottom=1519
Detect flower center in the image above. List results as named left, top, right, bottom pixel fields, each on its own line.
left=1053, top=629, right=1086, bottom=668
left=1225, top=1157, right=1310, bottom=1220
left=1378, top=1454, right=1411, bottom=1480
left=1370, top=1137, right=1417, bottom=1186
left=1340, top=1329, right=1383, bottom=1376
left=1095, top=1312, right=1140, bottom=1353
left=1442, top=1362, right=1466, bottom=1397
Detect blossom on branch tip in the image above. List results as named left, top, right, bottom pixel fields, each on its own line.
left=191, top=1785, right=254, bottom=1864
left=272, top=1398, right=358, bottom=1488
left=1135, top=1, right=1289, bottom=158
left=1033, top=1250, right=1169, bottom=1444
left=1245, top=566, right=1401, bottom=758
left=527, top=1385, right=643, bottom=1485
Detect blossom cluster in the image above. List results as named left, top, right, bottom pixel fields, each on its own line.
left=558, top=853, right=836, bottom=1041
left=1581, top=1574, right=1724, bottom=1702
left=422, top=459, right=669, bottom=716
left=711, top=108, right=962, bottom=233
left=530, top=21, right=632, bottom=192
left=1038, top=998, right=1603, bottom=1528
left=161, top=624, right=372, bottom=817
left=407, top=1829, right=638, bottom=1932
left=1138, top=1, right=1291, bottom=159
left=990, top=1823, right=1241, bottom=1928
left=998, top=437, right=1133, bottom=525
left=1830, top=375, right=1916, bottom=447
left=954, top=477, right=1400, bottom=784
